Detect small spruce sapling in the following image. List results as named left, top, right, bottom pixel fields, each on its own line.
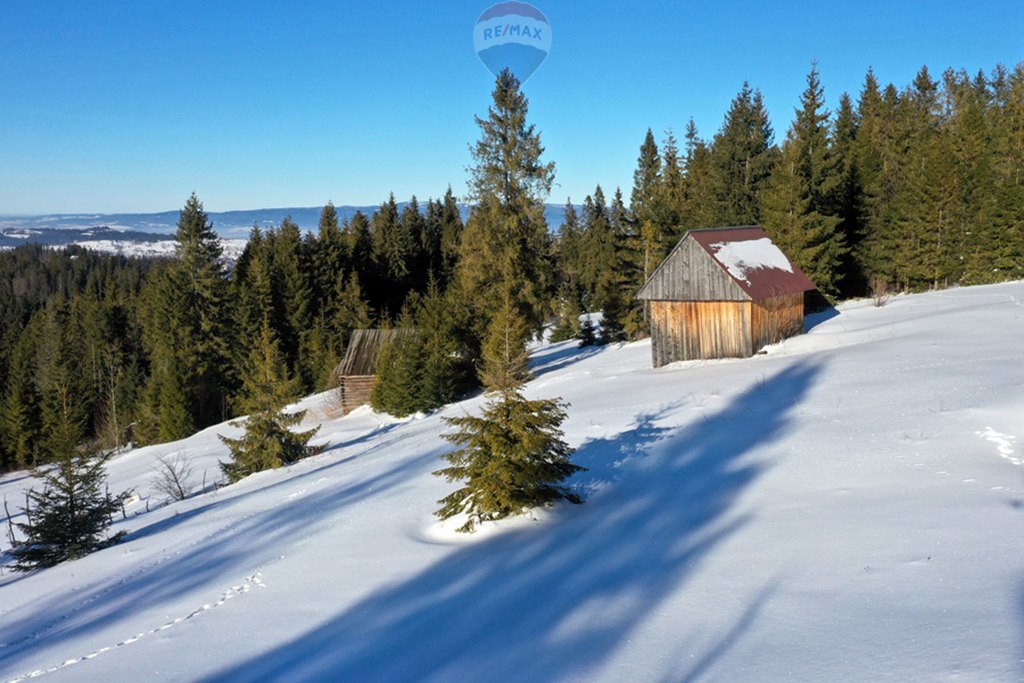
left=10, top=448, right=131, bottom=570
left=578, top=316, right=598, bottom=347
left=434, top=297, right=585, bottom=532
left=219, top=319, right=323, bottom=483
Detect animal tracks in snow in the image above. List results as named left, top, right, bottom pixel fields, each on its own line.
left=976, top=427, right=1020, bottom=466
left=4, top=572, right=266, bottom=683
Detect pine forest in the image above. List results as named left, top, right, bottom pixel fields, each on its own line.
left=2, top=63, right=1023, bottom=474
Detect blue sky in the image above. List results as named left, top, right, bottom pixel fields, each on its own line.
left=1, top=0, right=1022, bottom=215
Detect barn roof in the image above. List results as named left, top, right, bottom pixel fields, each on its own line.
left=637, top=226, right=817, bottom=301
left=336, top=328, right=416, bottom=376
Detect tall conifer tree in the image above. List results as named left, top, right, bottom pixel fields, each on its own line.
left=760, top=64, right=847, bottom=298
left=457, top=68, right=555, bottom=341
left=711, top=82, right=777, bottom=225
left=630, top=129, right=663, bottom=281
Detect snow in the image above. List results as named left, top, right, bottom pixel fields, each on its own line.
left=2, top=282, right=1024, bottom=681
left=70, top=239, right=249, bottom=261
left=710, top=237, right=794, bottom=283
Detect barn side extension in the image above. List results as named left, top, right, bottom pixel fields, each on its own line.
left=637, top=227, right=817, bottom=367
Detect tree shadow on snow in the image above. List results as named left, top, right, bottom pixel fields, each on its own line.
left=528, top=340, right=606, bottom=379
left=1019, top=581, right=1024, bottom=677
left=121, top=420, right=410, bottom=545
left=0, top=439, right=445, bottom=677
left=203, top=360, right=824, bottom=682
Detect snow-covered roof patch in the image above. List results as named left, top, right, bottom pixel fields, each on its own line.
left=709, top=237, right=794, bottom=284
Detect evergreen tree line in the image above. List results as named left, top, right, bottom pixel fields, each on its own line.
left=0, top=245, right=154, bottom=472
left=0, top=189, right=466, bottom=472
left=6, top=61, right=1023, bottom=474
left=578, top=62, right=1024, bottom=310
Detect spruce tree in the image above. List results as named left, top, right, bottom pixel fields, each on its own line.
left=3, top=331, right=42, bottom=467
left=478, top=289, right=531, bottom=391
left=11, top=447, right=130, bottom=570
left=890, top=66, right=955, bottom=289
left=369, top=304, right=426, bottom=417
left=760, top=64, right=847, bottom=298
left=434, top=305, right=584, bottom=533
left=36, top=299, right=91, bottom=459
left=554, top=200, right=584, bottom=309
left=173, top=194, right=232, bottom=427
left=609, top=187, right=647, bottom=340
left=630, top=129, right=663, bottom=281
left=947, top=69, right=998, bottom=284
left=417, top=280, right=472, bottom=409
left=11, top=370, right=131, bottom=570
left=401, top=196, right=430, bottom=293
left=659, top=129, right=686, bottom=247
left=457, top=69, right=555, bottom=340
left=345, top=211, right=374, bottom=291
left=157, top=367, right=194, bottom=443
left=578, top=186, right=614, bottom=309
left=219, top=319, right=322, bottom=483
left=437, top=187, right=465, bottom=289
left=551, top=199, right=586, bottom=343
left=314, top=202, right=348, bottom=316
left=274, top=218, right=315, bottom=386
left=577, top=316, right=598, bottom=347
left=710, top=82, right=778, bottom=225
left=331, top=272, right=373, bottom=348
left=549, top=285, right=582, bottom=343
left=990, top=64, right=1024, bottom=281
left=140, top=194, right=231, bottom=437
left=832, top=92, right=867, bottom=295
left=682, top=119, right=718, bottom=229
left=371, top=194, right=410, bottom=314
left=854, top=70, right=902, bottom=284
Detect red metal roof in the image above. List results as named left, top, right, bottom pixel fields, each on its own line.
left=688, top=226, right=818, bottom=300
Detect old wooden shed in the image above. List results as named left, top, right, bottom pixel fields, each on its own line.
left=636, top=226, right=817, bottom=367
left=332, top=328, right=415, bottom=415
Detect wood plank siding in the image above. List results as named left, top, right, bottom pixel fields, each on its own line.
left=637, top=239, right=747, bottom=301
left=751, top=293, right=805, bottom=351
left=649, top=300, right=753, bottom=367
left=337, top=375, right=376, bottom=415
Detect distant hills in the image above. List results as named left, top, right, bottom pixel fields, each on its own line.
left=0, top=203, right=575, bottom=248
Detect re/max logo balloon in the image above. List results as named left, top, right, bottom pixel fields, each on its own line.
left=473, top=2, right=551, bottom=84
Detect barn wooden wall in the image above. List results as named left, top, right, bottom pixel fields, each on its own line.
left=649, top=294, right=805, bottom=367
left=649, top=300, right=753, bottom=367
left=338, top=375, right=376, bottom=415
left=751, top=293, right=804, bottom=350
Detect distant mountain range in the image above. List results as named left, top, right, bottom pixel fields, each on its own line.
left=0, top=203, right=575, bottom=248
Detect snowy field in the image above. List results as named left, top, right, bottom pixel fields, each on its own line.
left=70, top=239, right=250, bottom=261
left=1, top=282, right=1023, bottom=681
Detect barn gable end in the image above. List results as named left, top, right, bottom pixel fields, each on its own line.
left=637, top=237, right=748, bottom=302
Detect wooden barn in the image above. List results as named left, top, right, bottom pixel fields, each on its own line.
left=332, top=328, right=415, bottom=415
left=636, top=226, right=818, bottom=368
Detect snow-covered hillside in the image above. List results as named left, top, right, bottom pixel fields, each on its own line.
left=69, top=238, right=250, bottom=261
left=1, top=282, right=1023, bottom=681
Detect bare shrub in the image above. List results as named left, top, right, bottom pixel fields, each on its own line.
left=870, top=276, right=891, bottom=307
left=151, top=453, right=195, bottom=502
